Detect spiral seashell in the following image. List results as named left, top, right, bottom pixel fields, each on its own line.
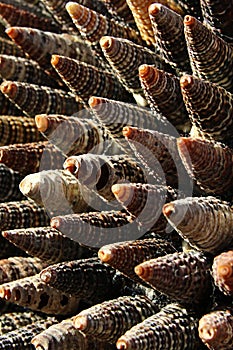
left=199, top=309, right=233, bottom=349
left=0, top=90, right=22, bottom=116
left=177, top=137, right=233, bottom=197
left=88, top=96, right=169, bottom=152
left=66, top=2, right=143, bottom=53
left=0, top=55, right=59, bottom=87
left=40, top=257, right=126, bottom=304
left=149, top=3, right=191, bottom=74
left=116, top=303, right=200, bottom=350
left=51, top=210, right=139, bottom=247
left=212, top=250, right=233, bottom=296
left=135, top=251, right=212, bottom=304
left=0, top=2, right=60, bottom=33
left=73, top=295, right=158, bottom=343
left=0, top=274, right=80, bottom=315
left=180, top=75, right=233, bottom=143
left=0, top=141, right=65, bottom=175
left=0, top=81, right=82, bottom=117
left=51, top=55, right=134, bottom=104
left=98, top=237, right=177, bottom=283
left=100, top=36, right=169, bottom=98
left=0, top=115, right=42, bottom=145
left=112, top=183, right=178, bottom=233
left=139, top=65, right=190, bottom=131
left=2, top=226, right=94, bottom=264
left=0, top=199, right=49, bottom=231
left=184, top=16, right=233, bottom=92
left=163, top=196, right=233, bottom=254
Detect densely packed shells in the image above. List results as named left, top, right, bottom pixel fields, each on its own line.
left=0, top=0, right=232, bottom=349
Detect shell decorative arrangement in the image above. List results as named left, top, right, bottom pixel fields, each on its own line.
left=0, top=0, right=232, bottom=349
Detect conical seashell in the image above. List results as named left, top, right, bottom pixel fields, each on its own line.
left=0, top=274, right=80, bottom=315
left=116, top=303, right=200, bottom=350
left=0, top=81, right=82, bottom=117
left=51, top=55, right=134, bottom=104
left=0, top=2, right=60, bottom=33
left=149, top=3, right=191, bottom=74
left=5, top=27, right=84, bottom=71
left=19, top=169, right=95, bottom=215
left=135, top=251, right=212, bottom=304
left=199, top=309, right=233, bottom=349
left=73, top=295, right=158, bottom=343
left=0, top=37, right=25, bottom=57
left=0, top=199, right=49, bottom=231
left=31, top=318, right=91, bottom=350
left=124, top=0, right=156, bottom=45
left=200, top=0, right=233, bottom=43
left=0, top=164, right=24, bottom=201
left=212, top=251, right=233, bottom=296
left=51, top=210, right=139, bottom=247
left=40, top=257, right=125, bottom=304
left=184, top=16, right=233, bottom=92
left=0, top=55, right=59, bottom=88
left=0, top=115, right=42, bottom=145
left=112, top=183, right=178, bottom=233
left=0, top=141, right=65, bottom=175
left=98, top=238, right=177, bottom=283
left=2, top=226, right=94, bottom=264
left=122, top=126, right=190, bottom=188
left=0, top=311, right=49, bottom=335
left=0, top=256, right=48, bottom=284
left=66, top=2, right=143, bottom=54
left=35, top=114, right=119, bottom=156
left=88, top=96, right=168, bottom=152
left=0, top=90, right=22, bottom=116
left=180, top=75, right=233, bottom=143
left=100, top=0, right=135, bottom=26
left=100, top=36, right=170, bottom=98
left=41, top=0, right=109, bottom=35
left=64, top=154, right=146, bottom=202
left=163, top=196, right=233, bottom=254
left=177, top=137, right=233, bottom=197
left=139, top=65, right=190, bottom=131
left=0, top=318, right=57, bottom=350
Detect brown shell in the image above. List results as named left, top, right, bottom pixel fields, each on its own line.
left=116, top=303, right=200, bottom=350
left=51, top=210, right=139, bottom=248
left=0, top=274, right=80, bottom=315
left=163, top=196, right=233, bottom=254
left=184, top=16, right=233, bottom=93
left=199, top=309, right=233, bottom=350
left=0, top=80, right=82, bottom=117
left=212, top=251, right=233, bottom=296
left=2, top=226, right=94, bottom=264
left=73, top=295, right=158, bottom=343
left=98, top=237, right=176, bottom=283
left=149, top=3, right=191, bottom=74
left=0, top=141, right=65, bottom=175
left=0, top=199, right=49, bottom=231
left=135, top=251, right=212, bottom=304
left=0, top=115, right=42, bottom=145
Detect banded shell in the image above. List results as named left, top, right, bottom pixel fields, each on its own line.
left=212, top=250, right=233, bottom=296
left=2, top=226, right=94, bottom=264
